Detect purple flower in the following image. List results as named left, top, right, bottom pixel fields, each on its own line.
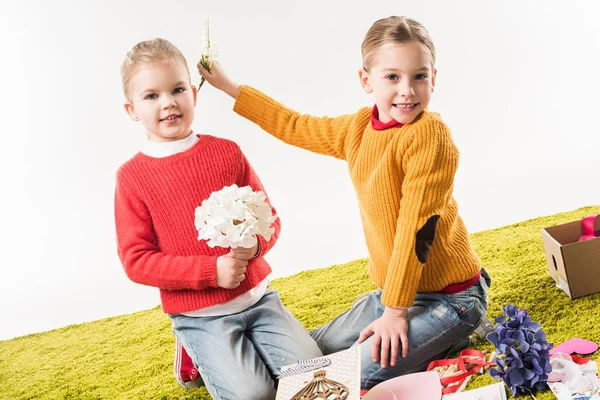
left=486, top=305, right=553, bottom=397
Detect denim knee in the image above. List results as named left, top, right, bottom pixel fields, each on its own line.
left=209, top=377, right=276, bottom=400
left=228, top=379, right=275, bottom=400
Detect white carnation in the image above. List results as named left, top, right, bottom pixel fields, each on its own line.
left=194, top=184, right=278, bottom=248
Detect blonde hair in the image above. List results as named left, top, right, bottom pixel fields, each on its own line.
left=121, top=38, right=191, bottom=101
left=361, top=16, right=436, bottom=71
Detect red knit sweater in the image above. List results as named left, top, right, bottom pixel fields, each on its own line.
left=114, top=134, right=279, bottom=314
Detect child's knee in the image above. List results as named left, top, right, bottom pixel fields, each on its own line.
left=206, top=374, right=276, bottom=400
left=240, top=378, right=276, bottom=400
left=295, top=337, right=324, bottom=360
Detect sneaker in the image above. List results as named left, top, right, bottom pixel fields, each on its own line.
left=174, top=338, right=204, bottom=389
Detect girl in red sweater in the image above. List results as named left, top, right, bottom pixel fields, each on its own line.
left=115, top=38, right=321, bottom=400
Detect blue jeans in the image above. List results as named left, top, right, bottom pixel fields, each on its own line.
left=169, top=290, right=323, bottom=400
left=310, top=269, right=491, bottom=389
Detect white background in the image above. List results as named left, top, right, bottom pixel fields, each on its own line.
left=1, top=0, right=598, bottom=340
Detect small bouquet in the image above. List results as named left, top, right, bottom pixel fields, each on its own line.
left=487, top=305, right=553, bottom=397
left=197, top=18, right=218, bottom=91
left=194, top=184, right=278, bottom=249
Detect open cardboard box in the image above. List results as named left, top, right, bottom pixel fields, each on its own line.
left=541, top=217, right=600, bottom=299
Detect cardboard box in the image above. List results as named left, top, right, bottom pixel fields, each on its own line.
left=541, top=218, right=600, bottom=299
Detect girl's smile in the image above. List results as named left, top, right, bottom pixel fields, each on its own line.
left=124, top=62, right=197, bottom=142
left=359, top=41, right=436, bottom=125
left=160, top=114, right=183, bottom=124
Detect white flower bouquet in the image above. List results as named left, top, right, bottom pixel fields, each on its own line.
left=197, top=18, right=218, bottom=91
left=194, top=184, right=278, bottom=249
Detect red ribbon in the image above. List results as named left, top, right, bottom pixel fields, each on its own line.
left=426, top=349, right=496, bottom=395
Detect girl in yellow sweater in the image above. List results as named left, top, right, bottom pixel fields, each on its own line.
left=199, top=16, right=491, bottom=389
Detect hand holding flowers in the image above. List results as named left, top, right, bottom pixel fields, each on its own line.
left=195, top=184, right=278, bottom=288
left=230, top=245, right=259, bottom=261
left=215, top=253, right=248, bottom=289
left=196, top=26, right=240, bottom=100
left=197, top=58, right=240, bottom=99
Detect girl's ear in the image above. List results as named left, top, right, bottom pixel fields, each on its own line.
left=358, top=68, right=373, bottom=94
left=192, top=85, right=198, bottom=107
left=124, top=102, right=139, bottom=121
left=431, top=68, right=437, bottom=93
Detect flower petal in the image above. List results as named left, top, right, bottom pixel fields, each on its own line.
left=509, top=369, right=524, bottom=387
left=487, top=332, right=500, bottom=346
left=489, top=367, right=504, bottom=379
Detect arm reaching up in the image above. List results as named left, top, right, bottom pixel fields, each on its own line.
left=198, top=61, right=356, bottom=160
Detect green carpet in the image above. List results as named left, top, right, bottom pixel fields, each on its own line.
left=1, top=206, right=598, bottom=399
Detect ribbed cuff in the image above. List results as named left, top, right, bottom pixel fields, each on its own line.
left=233, top=85, right=278, bottom=126
left=197, top=256, right=218, bottom=289
left=252, top=241, right=261, bottom=259
left=233, top=85, right=257, bottom=119
left=255, top=235, right=269, bottom=258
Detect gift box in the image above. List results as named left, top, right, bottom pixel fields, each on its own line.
left=541, top=214, right=600, bottom=299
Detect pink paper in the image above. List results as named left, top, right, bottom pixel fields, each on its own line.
left=361, top=371, right=442, bottom=400
left=550, top=338, right=598, bottom=356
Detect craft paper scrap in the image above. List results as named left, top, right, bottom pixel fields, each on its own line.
left=441, top=381, right=507, bottom=400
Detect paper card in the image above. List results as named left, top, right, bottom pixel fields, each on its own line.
left=275, top=347, right=361, bottom=400
left=548, top=380, right=600, bottom=400
left=441, top=382, right=507, bottom=400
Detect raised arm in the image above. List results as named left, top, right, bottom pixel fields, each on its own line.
left=198, top=61, right=355, bottom=160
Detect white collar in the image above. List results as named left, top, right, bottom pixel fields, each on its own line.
left=141, top=132, right=199, bottom=158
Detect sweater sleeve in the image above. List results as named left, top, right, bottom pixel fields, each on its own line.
left=114, top=176, right=218, bottom=291
left=233, top=85, right=354, bottom=160
left=381, top=118, right=459, bottom=308
left=237, top=148, right=281, bottom=257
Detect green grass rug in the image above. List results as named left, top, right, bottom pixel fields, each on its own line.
left=1, top=206, right=599, bottom=399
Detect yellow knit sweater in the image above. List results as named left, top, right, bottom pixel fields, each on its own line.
left=234, top=85, right=482, bottom=308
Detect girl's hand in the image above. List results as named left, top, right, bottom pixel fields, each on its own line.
left=197, top=60, right=240, bottom=99
left=230, top=243, right=259, bottom=261
left=358, top=306, right=409, bottom=368
left=215, top=252, right=248, bottom=289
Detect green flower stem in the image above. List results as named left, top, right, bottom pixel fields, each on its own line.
left=198, top=57, right=212, bottom=91
left=198, top=18, right=212, bottom=91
